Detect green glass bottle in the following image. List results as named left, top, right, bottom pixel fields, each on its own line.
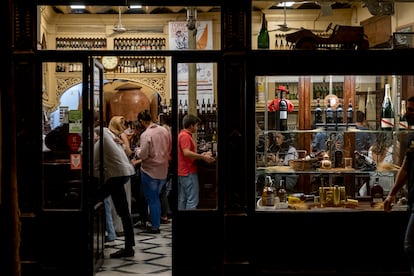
left=257, top=13, right=269, bottom=49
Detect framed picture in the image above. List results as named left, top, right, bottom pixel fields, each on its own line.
left=394, top=24, right=413, bottom=48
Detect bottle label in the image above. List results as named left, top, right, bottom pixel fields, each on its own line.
left=400, top=121, right=408, bottom=129
left=381, top=118, right=394, bottom=128
left=280, top=110, right=287, bottom=119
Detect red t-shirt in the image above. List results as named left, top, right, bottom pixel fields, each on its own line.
left=178, top=129, right=197, bottom=176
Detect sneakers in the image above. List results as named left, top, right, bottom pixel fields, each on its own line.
left=142, top=227, right=160, bottom=234
left=110, top=248, right=135, bottom=258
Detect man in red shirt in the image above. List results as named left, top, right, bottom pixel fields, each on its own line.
left=178, top=114, right=215, bottom=210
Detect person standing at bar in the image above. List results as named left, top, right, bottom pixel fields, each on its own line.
left=178, top=114, right=215, bottom=210
left=135, top=110, right=171, bottom=234
left=94, top=125, right=136, bottom=258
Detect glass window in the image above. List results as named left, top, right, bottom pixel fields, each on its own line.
left=256, top=74, right=410, bottom=211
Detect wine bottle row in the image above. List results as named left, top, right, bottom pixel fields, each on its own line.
left=314, top=98, right=354, bottom=127
left=56, top=37, right=107, bottom=50
left=160, top=98, right=217, bottom=117
left=114, top=38, right=166, bottom=50
left=116, top=57, right=166, bottom=74
left=55, top=62, right=82, bottom=72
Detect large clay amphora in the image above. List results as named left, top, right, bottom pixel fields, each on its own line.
left=108, top=82, right=154, bottom=122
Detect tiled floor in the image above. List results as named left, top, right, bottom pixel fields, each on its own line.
left=96, top=221, right=172, bottom=276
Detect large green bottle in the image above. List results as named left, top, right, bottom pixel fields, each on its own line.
left=257, top=13, right=269, bottom=49
left=381, top=83, right=394, bottom=130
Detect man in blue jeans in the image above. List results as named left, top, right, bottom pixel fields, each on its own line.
left=135, top=110, right=171, bottom=234
left=384, top=96, right=414, bottom=275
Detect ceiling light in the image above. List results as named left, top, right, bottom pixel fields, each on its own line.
left=277, top=2, right=295, bottom=7
left=70, top=5, right=86, bottom=9
left=129, top=5, right=142, bottom=9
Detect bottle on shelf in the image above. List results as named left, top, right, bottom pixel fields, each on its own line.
left=346, top=99, right=353, bottom=125
left=335, top=99, right=344, bottom=124
left=325, top=101, right=334, bottom=124
left=211, top=130, right=217, bottom=157
left=277, top=179, right=287, bottom=204
left=207, top=98, right=212, bottom=114
left=315, top=98, right=323, bottom=124
left=212, top=99, right=217, bottom=113
left=276, top=86, right=288, bottom=131
left=197, top=99, right=200, bottom=115
left=371, top=177, right=384, bottom=207
left=257, top=13, right=269, bottom=49
left=399, top=99, right=408, bottom=130
left=168, top=98, right=172, bottom=115
left=381, top=83, right=395, bottom=131
left=179, top=99, right=183, bottom=115
left=162, top=98, right=168, bottom=115
left=184, top=99, right=188, bottom=115
left=261, top=176, right=276, bottom=206
left=201, top=98, right=206, bottom=115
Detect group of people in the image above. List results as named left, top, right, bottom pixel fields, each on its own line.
left=94, top=111, right=215, bottom=258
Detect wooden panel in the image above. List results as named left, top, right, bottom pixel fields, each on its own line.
left=361, top=15, right=392, bottom=47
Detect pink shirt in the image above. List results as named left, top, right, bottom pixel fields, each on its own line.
left=178, top=129, right=197, bottom=176
left=137, top=123, right=171, bottom=179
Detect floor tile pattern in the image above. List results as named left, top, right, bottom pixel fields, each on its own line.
left=96, top=222, right=172, bottom=276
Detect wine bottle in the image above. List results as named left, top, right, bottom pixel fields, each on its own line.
left=179, top=99, right=183, bottom=115
left=201, top=98, right=206, bottom=115
left=184, top=99, right=188, bottom=115
left=315, top=98, right=323, bottom=124
left=277, top=179, right=287, bottom=204
left=325, top=101, right=334, bottom=124
left=346, top=99, right=353, bottom=124
left=336, top=99, right=344, bottom=124
left=261, top=176, right=276, bottom=206
left=257, top=13, right=269, bottom=49
left=276, top=87, right=288, bottom=131
left=212, top=99, right=217, bottom=113
left=197, top=99, right=200, bottom=115
left=207, top=98, right=212, bottom=114
left=381, top=83, right=395, bottom=131
left=399, top=99, right=408, bottom=130
left=371, top=177, right=384, bottom=207
left=162, top=99, right=168, bottom=115
left=168, top=98, right=172, bottom=115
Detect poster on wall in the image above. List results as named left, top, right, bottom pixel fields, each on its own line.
left=168, top=20, right=213, bottom=50
left=169, top=21, right=214, bottom=104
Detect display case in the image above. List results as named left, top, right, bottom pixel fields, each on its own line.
left=255, top=74, right=409, bottom=212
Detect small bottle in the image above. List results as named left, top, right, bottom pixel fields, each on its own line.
left=257, top=13, right=269, bottom=49
left=371, top=177, right=384, bottom=207
left=197, top=99, right=200, bottom=115
left=277, top=179, right=287, bottom=204
left=212, top=99, right=217, bottom=113
left=261, top=176, right=276, bottom=206
left=381, top=83, right=395, bottom=131
left=400, top=100, right=408, bottom=130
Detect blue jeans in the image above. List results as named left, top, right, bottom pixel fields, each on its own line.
left=178, top=173, right=199, bottom=210
left=104, top=196, right=116, bottom=241
left=100, top=176, right=135, bottom=249
left=141, top=171, right=166, bottom=229
left=404, top=207, right=414, bottom=275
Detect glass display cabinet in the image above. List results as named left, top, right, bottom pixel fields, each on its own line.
left=255, top=74, right=408, bottom=212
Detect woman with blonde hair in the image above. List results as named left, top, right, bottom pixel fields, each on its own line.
left=108, top=115, right=133, bottom=157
